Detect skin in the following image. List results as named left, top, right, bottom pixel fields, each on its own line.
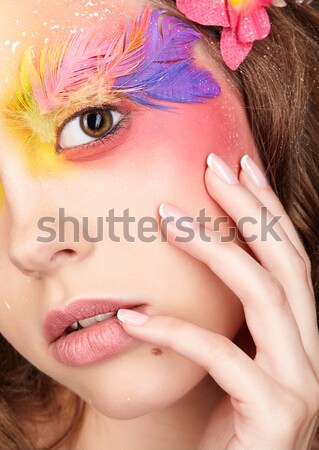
left=0, top=1, right=318, bottom=449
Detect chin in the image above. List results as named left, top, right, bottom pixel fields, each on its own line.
left=60, top=354, right=209, bottom=420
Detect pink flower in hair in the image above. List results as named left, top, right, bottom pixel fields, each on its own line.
left=176, top=0, right=276, bottom=70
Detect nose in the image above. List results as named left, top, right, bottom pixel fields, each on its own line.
left=1, top=160, right=94, bottom=279
left=8, top=218, right=94, bottom=278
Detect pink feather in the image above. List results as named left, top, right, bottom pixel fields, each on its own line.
left=100, top=5, right=151, bottom=79
left=30, top=5, right=151, bottom=113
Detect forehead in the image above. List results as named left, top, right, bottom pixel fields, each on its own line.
left=0, top=0, right=146, bottom=94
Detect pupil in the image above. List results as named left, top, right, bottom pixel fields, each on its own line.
left=87, top=112, right=103, bottom=131
left=80, top=109, right=112, bottom=138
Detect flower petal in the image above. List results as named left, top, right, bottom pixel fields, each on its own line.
left=236, top=6, right=271, bottom=42
left=220, top=27, right=253, bottom=69
left=226, top=0, right=240, bottom=29
left=176, top=0, right=230, bottom=27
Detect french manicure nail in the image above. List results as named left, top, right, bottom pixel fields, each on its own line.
left=117, top=309, right=149, bottom=325
left=240, top=155, right=269, bottom=189
left=206, top=153, right=239, bottom=185
left=159, top=203, right=198, bottom=229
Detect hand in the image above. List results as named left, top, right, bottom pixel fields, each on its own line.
left=117, top=152, right=319, bottom=450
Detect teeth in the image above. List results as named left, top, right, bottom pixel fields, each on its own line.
left=95, top=312, right=117, bottom=321
left=78, top=316, right=97, bottom=328
left=68, top=311, right=117, bottom=333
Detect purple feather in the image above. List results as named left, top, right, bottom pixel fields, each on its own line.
left=114, top=9, right=221, bottom=109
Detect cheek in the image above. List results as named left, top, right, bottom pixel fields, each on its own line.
left=73, top=93, right=256, bottom=226
left=148, top=97, right=256, bottom=174
left=118, top=95, right=256, bottom=215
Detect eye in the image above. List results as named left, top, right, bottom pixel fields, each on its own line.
left=58, top=108, right=124, bottom=150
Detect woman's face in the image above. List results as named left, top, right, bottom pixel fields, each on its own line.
left=0, top=0, right=262, bottom=418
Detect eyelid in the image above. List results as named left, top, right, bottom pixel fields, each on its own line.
left=55, top=103, right=129, bottom=154
left=56, top=102, right=123, bottom=137
left=56, top=116, right=130, bottom=162
left=56, top=114, right=132, bottom=162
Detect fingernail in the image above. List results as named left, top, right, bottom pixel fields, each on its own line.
left=117, top=309, right=149, bottom=325
left=159, top=203, right=198, bottom=229
left=206, top=153, right=239, bottom=185
left=240, top=155, right=269, bottom=189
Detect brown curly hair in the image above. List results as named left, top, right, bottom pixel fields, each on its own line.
left=0, top=0, right=318, bottom=448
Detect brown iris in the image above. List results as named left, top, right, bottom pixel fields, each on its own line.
left=79, top=109, right=113, bottom=138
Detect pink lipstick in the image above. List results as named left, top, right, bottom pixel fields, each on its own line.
left=43, top=299, right=146, bottom=367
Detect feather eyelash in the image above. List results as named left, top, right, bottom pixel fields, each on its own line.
left=28, top=5, right=151, bottom=113
left=20, top=5, right=220, bottom=115
left=113, top=10, right=221, bottom=107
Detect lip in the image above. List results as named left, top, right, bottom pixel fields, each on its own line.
left=43, top=298, right=145, bottom=344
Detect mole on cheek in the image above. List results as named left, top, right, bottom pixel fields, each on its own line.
left=151, top=347, right=163, bottom=356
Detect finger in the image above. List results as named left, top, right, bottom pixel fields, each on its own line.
left=205, top=153, right=318, bottom=361
left=119, top=311, right=319, bottom=447
left=158, top=204, right=312, bottom=387
left=205, top=153, right=311, bottom=293
left=239, top=154, right=314, bottom=292
left=117, top=310, right=279, bottom=409
left=239, top=157, right=319, bottom=366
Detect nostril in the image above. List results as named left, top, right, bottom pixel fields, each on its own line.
left=50, top=249, right=77, bottom=263
left=63, top=249, right=76, bottom=255
left=9, top=231, right=94, bottom=275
